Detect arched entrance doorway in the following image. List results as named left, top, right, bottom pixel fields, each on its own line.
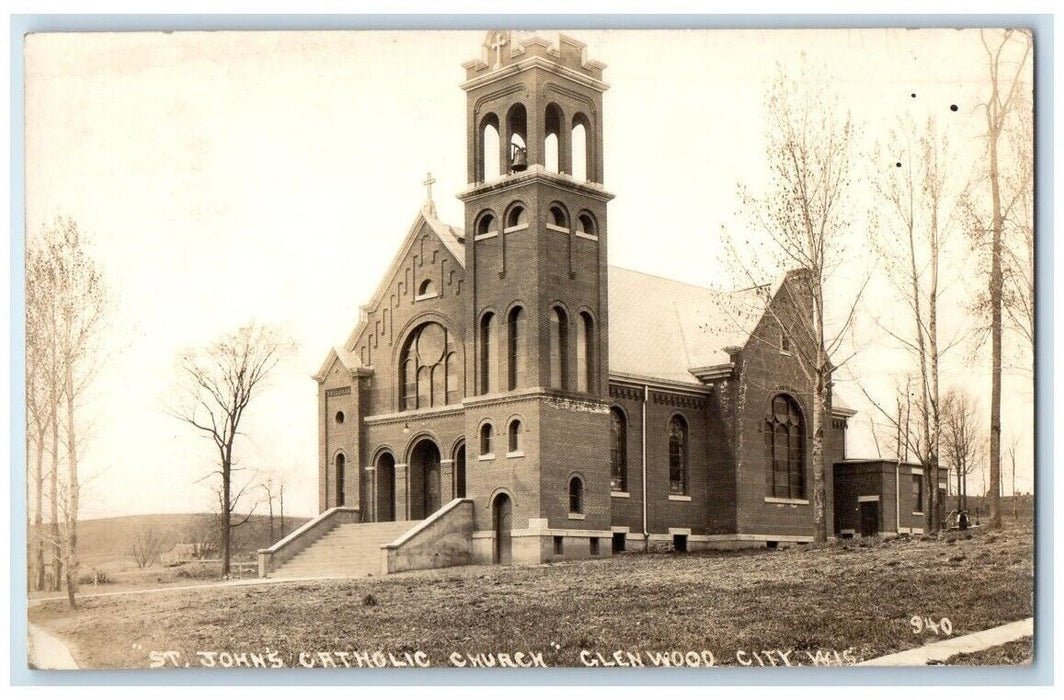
left=409, top=439, right=441, bottom=520
left=454, top=443, right=466, bottom=498
left=493, top=492, right=512, bottom=565
left=376, top=452, right=395, bottom=522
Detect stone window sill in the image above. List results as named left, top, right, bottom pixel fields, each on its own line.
left=414, top=292, right=438, bottom=302
left=765, top=497, right=809, bottom=505
left=478, top=454, right=495, bottom=462
left=913, top=511, right=925, bottom=516
left=505, top=223, right=530, bottom=234
left=568, top=513, right=586, bottom=520
left=611, top=491, right=630, bottom=498
left=575, top=231, right=599, bottom=241
left=506, top=450, right=524, bottom=459
left=545, top=223, right=569, bottom=234
left=474, top=231, right=499, bottom=241
left=668, top=495, right=692, bottom=502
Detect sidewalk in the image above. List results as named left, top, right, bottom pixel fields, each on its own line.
left=858, top=617, right=1034, bottom=666
left=27, top=623, right=79, bottom=670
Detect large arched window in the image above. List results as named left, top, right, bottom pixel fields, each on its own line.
left=568, top=475, right=584, bottom=514
left=399, top=322, right=458, bottom=411
left=576, top=312, right=593, bottom=392
left=765, top=394, right=805, bottom=499
left=480, top=312, right=498, bottom=394
left=549, top=307, right=569, bottom=390
left=507, top=306, right=526, bottom=390
left=610, top=408, right=628, bottom=492
left=668, top=415, right=688, bottom=496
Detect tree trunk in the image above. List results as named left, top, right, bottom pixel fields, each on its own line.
left=49, top=399, right=62, bottom=592
left=280, top=487, right=285, bottom=538
left=811, top=341, right=828, bottom=542
left=64, top=363, right=80, bottom=607
left=988, top=106, right=1004, bottom=530
left=32, top=428, right=46, bottom=592
left=222, top=447, right=232, bottom=579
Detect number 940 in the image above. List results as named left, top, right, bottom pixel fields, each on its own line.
left=910, top=616, right=953, bottom=636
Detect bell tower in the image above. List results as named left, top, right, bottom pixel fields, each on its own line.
left=458, top=31, right=614, bottom=565
left=459, top=30, right=612, bottom=397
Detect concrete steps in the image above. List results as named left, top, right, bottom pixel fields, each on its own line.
left=271, top=520, right=418, bottom=579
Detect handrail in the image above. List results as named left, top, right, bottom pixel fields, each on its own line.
left=258, top=506, right=360, bottom=555
left=383, top=498, right=470, bottom=549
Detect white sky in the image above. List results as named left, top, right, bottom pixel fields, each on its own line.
left=23, top=28, right=1036, bottom=519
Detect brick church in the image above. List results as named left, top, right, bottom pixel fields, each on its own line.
left=266, top=31, right=942, bottom=577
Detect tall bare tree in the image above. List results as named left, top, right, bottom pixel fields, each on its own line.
left=974, top=29, right=1032, bottom=529
left=731, top=63, right=863, bottom=542
left=941, top=387, right=984, bottom=513
left=26, top=217, right=109, bottom=607
left=870, top=116, right=960, bottom=533
left=172, top=323, right=290, bottom=578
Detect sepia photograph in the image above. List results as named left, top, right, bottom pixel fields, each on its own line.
left=20, top=23, right=1037, bottom=675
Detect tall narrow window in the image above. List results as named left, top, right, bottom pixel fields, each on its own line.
left=668, top=415, right=688, bottom=496
left=508, top=419, right=522, bottom=453
left=480, top=312, right=497, bottom=394
left=445, top=351, right=459, bottom=405
left=417, top=366, right=430, bottom=408
left=610, top=408, right=628, bottom=492
left=481, top=114, right=500, bottom=181
left=576, top=312, right=593, bottom=392
left=568, top=476, right=584, bottom=514
left=402, top=357, right=416, bottom=410
left=507, top=306, right=526, bottom=390
left=550, top=307, right=568, bottom=390
left=912, top=474, right=924, bottom=512
left=765, top=394, right=805, bottom=499
left=507, top=103, right=528, bottom=173
left=571, top=119, right=588, bottom=181
left=545, top=103, right=563, bottom=173
left=480, top=423, right=494, bottom=457
left=430, top=364, right=445, bottom=407
left=335, top=453, right=346, bottom=506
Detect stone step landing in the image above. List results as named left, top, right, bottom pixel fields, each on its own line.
left=271, top=520, right=418, bottom=579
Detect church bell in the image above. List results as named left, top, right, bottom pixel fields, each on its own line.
left=509, top=144, right=528, bottom=172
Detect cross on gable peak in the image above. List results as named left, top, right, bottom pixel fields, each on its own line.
left=422, top=171, right=437, bottom=217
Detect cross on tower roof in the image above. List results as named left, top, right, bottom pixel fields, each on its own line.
left=488, top=30, right=509, bottom=69
left=422, top=171, right=437, bottom=217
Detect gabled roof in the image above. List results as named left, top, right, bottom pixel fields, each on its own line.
left=329, top=206, right=466, bottom=371
left=313, top=346, right=366, bottom=383
left=607, top=266, right=771, bottom=386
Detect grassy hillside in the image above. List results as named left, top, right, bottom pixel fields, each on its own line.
left=30, top=512, right=313, bottom=572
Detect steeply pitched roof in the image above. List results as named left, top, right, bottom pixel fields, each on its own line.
left=607, top=266, right=767, bottom=386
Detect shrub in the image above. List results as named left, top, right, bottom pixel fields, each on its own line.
left=175, top=562, right=221, bottom=579
left=78, top=569, right=112, bottom=585
left=362, top=593, right=378, bottom=607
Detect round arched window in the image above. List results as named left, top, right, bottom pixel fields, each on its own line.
left=400, top=323, right=459, bottom=410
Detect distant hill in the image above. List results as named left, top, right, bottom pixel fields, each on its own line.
left=29, top=512, right=313, bottom=571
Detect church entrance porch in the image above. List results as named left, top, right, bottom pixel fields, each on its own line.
left=409, top=439, right=442, bottom=520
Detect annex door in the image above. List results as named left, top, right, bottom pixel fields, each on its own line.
left=493, top=493, right=512, bottom=565
left=859, top=501, right=879, bottom=537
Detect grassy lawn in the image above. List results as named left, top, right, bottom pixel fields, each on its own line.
left=28, top=524, right=1033, bottom=669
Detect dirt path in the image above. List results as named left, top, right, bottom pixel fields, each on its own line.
left=27, top=623, right=79, bottom=670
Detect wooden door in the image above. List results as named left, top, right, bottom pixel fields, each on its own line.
left=860, top=501, right=879, bottom=537
left=494, top=494, right=512, bottom=565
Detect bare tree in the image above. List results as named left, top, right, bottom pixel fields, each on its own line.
left=172, top=324, right=291, bottom=578
left=729, top=62, right=863, bottom=542
left=941, top=387, right=984, bottom=513
left=126, top=526, right=164, bottom=569
left=870, top=116, right=960, bottom=533
left=26, top=217, right=109, bottom=607
left=972, top=29, right=1032, bottom=529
